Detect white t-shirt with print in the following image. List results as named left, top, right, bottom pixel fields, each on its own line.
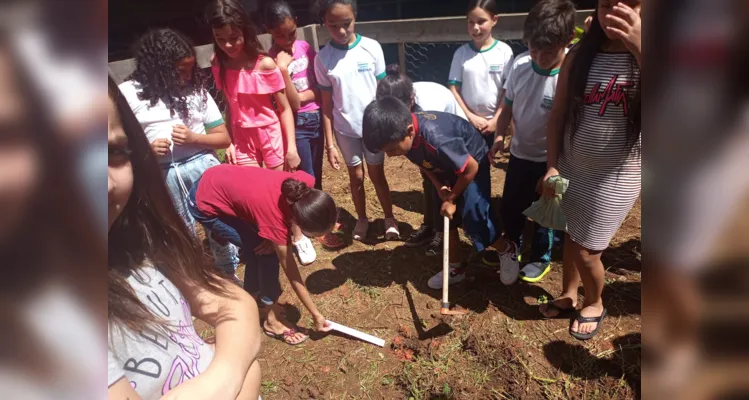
left=107, top=266, right=214, bottom=400
left=315, top=34, right=386, bottom=138
left=413, top=81, right=467, bottom=120
left=448, top=40, right=514, bottom=119
left=118, top=80, right=225, bottom=165
left=504, top=51, right=563, bottom=162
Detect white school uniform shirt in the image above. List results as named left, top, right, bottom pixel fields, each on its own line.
left=412, top=81, right=467, bottom=120
left=315, top=34, right=386, bottom=138
left=503, top=51, right=565, bottom=162
left=118, top=80, right=225, bottom=166
left=108, top=266, right=215, bottom=400
left=448, top=39, right=514, bottom=119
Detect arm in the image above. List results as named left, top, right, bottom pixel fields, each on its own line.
left=484, top=89, right=507, bottom=134
left=321, top=89, right=341, bottom=170
left=278, top=63, right=301, bottom=112
left=489, top=99, right=513, bottom=160
left=449, top=84, right=487, bottom=132
left=108, top=377, right=143, bottom=400
left=447, top=156, right=479, bottom=202
left=176, top=279, right=262, bottom=399
left=175, top=124, right=231, bottom=149
left=546, top=54, right=574, bottom=173
left=273, top=88, right=300, bottom=170
left=273, top=243, right=330, bottom=331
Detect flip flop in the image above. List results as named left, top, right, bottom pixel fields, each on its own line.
left=318, top=231, right=345, bottom=250
left=263, top=327, right=309, bottom=345
left=569, top=308, right=607, bottom=340
left=539, top=300, right=576, bottom=320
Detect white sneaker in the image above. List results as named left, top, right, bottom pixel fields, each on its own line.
left=499, top=242, right=520, bottom=285
left=353, top=218, right=369, bottom=241
left=293, top=235, right=317, bottom=265
left=427, top=263, right=466, bottom=289
left=384, top=217, right=400, bottom=240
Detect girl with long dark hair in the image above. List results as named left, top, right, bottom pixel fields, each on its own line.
left=107, top=76, right=261, bottom=399
left=540, top=0, right=641, bottom=340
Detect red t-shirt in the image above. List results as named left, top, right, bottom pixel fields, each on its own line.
left=196, top=165, right=315, bottom=245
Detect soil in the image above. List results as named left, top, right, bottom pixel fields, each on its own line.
left=199, top=152, right=641, bottom=399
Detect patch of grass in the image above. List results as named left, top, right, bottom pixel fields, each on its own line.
left=261, top=380, right=278, bottom=394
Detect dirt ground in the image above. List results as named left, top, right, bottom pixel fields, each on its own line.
left=200, top=152, right=642, bottom=400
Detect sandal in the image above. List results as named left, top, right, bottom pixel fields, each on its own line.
left=569, top=308, right=607, bottom=341
left=539, top=299, right=576, bottom=320
left=318, top=231, right=345, bottom=250
left=263, top=327, right=309, bottom=345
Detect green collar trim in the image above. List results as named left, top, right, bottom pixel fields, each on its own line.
left=329, top=34, right=361, bottom=50
left=469, top=39, right=498, bottom=53
left=531, top=61, right=560, bottom=76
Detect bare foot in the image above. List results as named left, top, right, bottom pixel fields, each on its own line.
left=570, top=304, right=605, bottom=335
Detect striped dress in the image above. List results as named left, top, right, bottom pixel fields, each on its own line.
left=558, top=52, right=641, bottom=251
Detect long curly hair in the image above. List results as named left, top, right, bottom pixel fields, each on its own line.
left=128, top=28, right=207, bottom=122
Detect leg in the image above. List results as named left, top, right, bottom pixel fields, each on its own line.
left=364, top=147, right=394, bottom=219
left=540, top=233, right=582, bottom=317
left=459, top=160, right=498, bottom=254
left=347, top=164, right=367, bottom=219
left=499, top=155, right=531, bottom=251
left=421, top=173, right=435, bottom=230
left=569, top=240, right=605, bottom=335
left=367, top=162, right=394, bottom=219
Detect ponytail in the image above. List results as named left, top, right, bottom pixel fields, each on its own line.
left=281, top=178, right=338, bottom=235
left=375, top=64, right=414, bottom=111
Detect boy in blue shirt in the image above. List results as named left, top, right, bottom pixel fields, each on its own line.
left=362, top=96, right=500, bottom=289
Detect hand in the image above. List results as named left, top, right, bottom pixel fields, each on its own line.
left=468, top=114, right=488, bottom=132
left=440, top=201, right=457, bottom=220
left=151, top=138, right=172, bottom=156
left=171, top=124, right=197, bottom=145
left=326, top=146, right=341, bottom=170
left=284, top=148, right=301, bottom=172
left=254, top=239, right=275, bottom=255
left=605, top=3, right=641, bottom=57
left=481, top=117, right=497, bottom=135
left=542, top=167, right=560, bottom=199
left=276, top=51, right=293, bottom=71
left=438, top=185, right=452, bottom=202
left=159, top=367, right=238, bottom=400
left=314, top=315, right=333, bottom=332
left=489, top=138, right=505, bottom=165
left=225, top=144, right=237, bottom=165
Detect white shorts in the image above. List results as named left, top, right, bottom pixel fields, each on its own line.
left=334, top=131, right=385, bottom=167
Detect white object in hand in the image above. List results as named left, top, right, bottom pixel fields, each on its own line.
left=327, top=320, right=385, bottom=347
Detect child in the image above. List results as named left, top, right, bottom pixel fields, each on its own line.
left=487, top=0, right=576, bottom=284
left=208, top=0, right=322, bottom=265
left=540, top=0, right=641, bottom=340
left=376, top=64, right=466, bottom=257
left=448, top=0, right=514, bottom=147
left=108, top=77, right=261, bottom=399
left=363, top=97, right=499, bottom=289
left=188, top=165, right=335, bottom=345
left=118, top=28, right=239, bottom=276
left=206, top=0, right=298, bottom=172
left=315, top=0, right=400, bottom=241
left=265, top=0, right=345, bottom=251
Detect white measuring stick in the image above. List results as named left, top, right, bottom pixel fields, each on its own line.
left=326, top=320, right=385, bottom=347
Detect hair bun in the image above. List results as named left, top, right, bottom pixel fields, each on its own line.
left=385, top=64, right=401, bottom=77
left=281, top=178, right=311, bottom=203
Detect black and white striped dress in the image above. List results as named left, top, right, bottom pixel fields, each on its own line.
left=558, top=52, right=641, bottom=251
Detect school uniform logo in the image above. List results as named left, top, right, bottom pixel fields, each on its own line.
left=357, top=62, right=372, bottom=72
left=422, top=160, right=433, bottom=169
left=541, top=95, right=554, bottom=110
left=489, top=64, right=503, bottom=74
